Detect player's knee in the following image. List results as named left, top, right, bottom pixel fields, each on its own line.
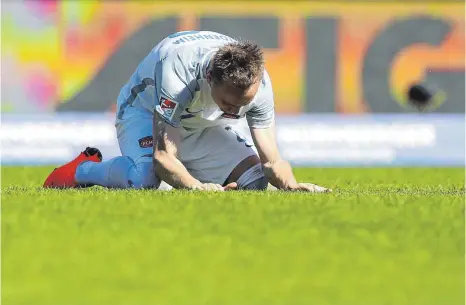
left=107, top=156, right=134, bottom=188
left=237, top=163, right=268, bottom=190
left=129, top=161, right=161, bottom=189
left=241, top=176, right=268, bottom=190
left=110, top=156, right=160, bottom=189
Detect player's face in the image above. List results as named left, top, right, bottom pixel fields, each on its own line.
left=208, top=77, right=261, bottom=114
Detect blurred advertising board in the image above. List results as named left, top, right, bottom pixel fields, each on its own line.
left=2, top=1, right=464, bottom=114
left=1, top=114, right=464, bottom=166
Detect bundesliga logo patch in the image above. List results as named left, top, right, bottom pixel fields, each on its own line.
left=159, top=97, right=178, bottom=120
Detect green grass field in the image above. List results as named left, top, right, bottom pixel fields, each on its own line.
left=2, top=166, right=465, bottom=305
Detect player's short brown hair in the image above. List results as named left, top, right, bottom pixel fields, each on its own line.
left=210, top=40, right=264, bottom=92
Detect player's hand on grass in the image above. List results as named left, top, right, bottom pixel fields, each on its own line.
left=292, top=183, right=332, bottom=193
left=191, top=183, right=223, bottom=191
left=191, top=182, right=238, bottom=191
left=223, top=182, right=238, bottom=191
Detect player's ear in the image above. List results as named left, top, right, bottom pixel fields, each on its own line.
left=206, top=71, right=212, bottom=84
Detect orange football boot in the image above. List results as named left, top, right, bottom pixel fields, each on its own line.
left=43, top=147, right=103, bottom=189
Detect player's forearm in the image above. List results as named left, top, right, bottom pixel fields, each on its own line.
left=153, top=151, right=201, bottom=189
left=262, top=159, right=299, bottom=190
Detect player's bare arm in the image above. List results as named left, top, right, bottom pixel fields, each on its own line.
left=152, top=111, right=200, bottom=189
left=250, top=123, right=330, bottom=193
left=152, top=112, right=237, bottom=191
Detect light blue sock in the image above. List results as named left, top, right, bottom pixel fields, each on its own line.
left=75, top=156, right=160, bottom=189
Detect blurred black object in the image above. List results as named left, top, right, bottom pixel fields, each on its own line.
left=408, top=84, right=432, bottom=104
left=407, top=83, right=444, bottom=112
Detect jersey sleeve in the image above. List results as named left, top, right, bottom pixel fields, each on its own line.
left=154, top=55, right=196, bottom=127
left=246, top=71, right=275, bottom=128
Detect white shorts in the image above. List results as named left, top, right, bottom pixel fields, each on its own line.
left=115, top=106, right=258, bottom=186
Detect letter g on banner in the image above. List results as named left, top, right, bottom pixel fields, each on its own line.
left=362, top=16, right=464, bottom=113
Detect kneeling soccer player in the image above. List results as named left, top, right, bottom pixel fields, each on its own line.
left=44, top=30, right=330, bottom=192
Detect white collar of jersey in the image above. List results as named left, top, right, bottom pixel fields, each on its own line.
left=197, top=78, right=222, bottom=120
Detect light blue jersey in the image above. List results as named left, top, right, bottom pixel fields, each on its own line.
left=116, top=30, right=275, bottom=131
